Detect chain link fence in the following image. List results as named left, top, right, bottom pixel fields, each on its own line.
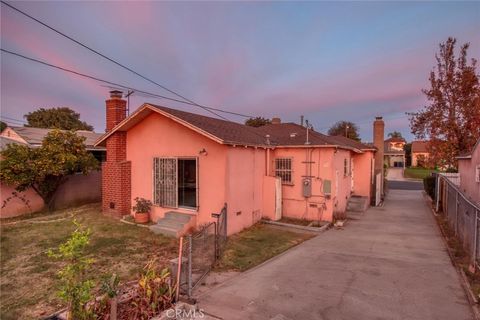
left=175, top=204, right=228, bottom=297
left=435, top=174, right=480, bottom=267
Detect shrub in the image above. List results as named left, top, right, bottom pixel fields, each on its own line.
left=48, top=220, right=95, bottom=320
left=125, top=259, right=175, bottom=319
left=423, top=176, right=436, bottom=199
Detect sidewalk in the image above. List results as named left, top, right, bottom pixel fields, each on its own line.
left=198, top=190, right=473, bottom=320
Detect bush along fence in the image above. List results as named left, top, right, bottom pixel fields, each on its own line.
left=434, top=173, right=480, bottom=270
left=173, top=203, right=228, bottom=297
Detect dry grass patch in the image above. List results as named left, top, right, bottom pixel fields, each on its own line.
left=0, top=203, right=177, bottom=320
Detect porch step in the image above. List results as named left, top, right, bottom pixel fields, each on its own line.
left=149, top=211, right=194, bottom=238
left=346, top=195, right=369, bottom=213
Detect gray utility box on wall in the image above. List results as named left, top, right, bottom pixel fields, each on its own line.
left=303, top=178, right=312, bottom=198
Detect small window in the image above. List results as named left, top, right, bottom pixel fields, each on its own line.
left=275, top=158, right=293, bottom=184
left=476, top=165, right=480, bottom=183
left=344, top=158, right=348, bottom=176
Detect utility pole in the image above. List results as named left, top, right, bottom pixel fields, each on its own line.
left=345, top=124, right=349, bottom=138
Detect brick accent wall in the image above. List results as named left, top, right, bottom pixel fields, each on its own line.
left=102, top=94, right=131, bottom=217
left=102, top=160, right=131, bottom=216
left=106, top=132, right=127, bottom=162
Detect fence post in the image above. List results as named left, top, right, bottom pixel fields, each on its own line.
left=436, top=175, right=440, bottom=212
left=475, top=209, right=479, bottom=269
left=455, top=192, right=459, bottom=236
left=187, top=234, right=192, bottom=297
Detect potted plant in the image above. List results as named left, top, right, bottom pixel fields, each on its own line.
left=133, top=197, right=152, bottom=224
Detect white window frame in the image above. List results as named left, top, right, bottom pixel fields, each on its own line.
left=275, top=157, right=293, bottom=185
left=153, top=157, right=198, bottom=210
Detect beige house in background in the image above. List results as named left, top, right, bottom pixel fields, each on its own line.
left=384, top=137, right=406, bottom=168
left=411, top=141, right=430, bottom=167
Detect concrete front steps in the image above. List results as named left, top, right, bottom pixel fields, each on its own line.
left=149, top=211, right=195, bottom=237
left=346, top=195, right=369, bottom=218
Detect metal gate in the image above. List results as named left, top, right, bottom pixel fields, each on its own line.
left=180, top=203, right=228, bottom=297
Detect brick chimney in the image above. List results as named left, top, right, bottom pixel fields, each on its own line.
left=373, top=116, right=385, bottom=196
left=271, top=117, right=281, bottom=125
left=102, top=91, right=131, bottom=217
left=106, top=90, right=126, bottom=132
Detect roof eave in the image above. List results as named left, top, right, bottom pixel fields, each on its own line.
left=94, top=104, right=227, bottom=147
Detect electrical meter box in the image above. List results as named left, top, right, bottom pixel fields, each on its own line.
left=302, top=178, right=312, bottom=198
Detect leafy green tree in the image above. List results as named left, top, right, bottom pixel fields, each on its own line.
left=388, top=131, right=403, bottom=139
left=48, top=221, right=95, bottom=320
left=0, top=121, right=7, bottom=132
left=409, top=37, right=480, bottom=168
left=245, top=117, right=271, bottom=127
left=328, top=121, right=361, bottom=141
left=0, top=130, right=98, bottom=209
left=25, top=107, right=94, bottom=131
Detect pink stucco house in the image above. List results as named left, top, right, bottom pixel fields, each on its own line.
left=96, top=91, right=380, bottom=236
left=457, top=138, right=480, bottom=205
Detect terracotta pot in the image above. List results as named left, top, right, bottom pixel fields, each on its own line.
left=134, top=212, right=150, bottom=224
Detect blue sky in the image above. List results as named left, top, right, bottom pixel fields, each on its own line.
left=1, top=1, right=479, bottom=141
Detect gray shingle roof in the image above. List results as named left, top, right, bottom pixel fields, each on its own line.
left=0, top=136, right=27, bottom=151
left=150, top=105, right=374, bottom=151
left=96, top=103, right=376, bottom=153
left=8, top=126, right=104, bottom=150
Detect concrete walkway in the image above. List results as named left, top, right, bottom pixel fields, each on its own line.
left=198, top=190, right=473, bottom=320
left=386, top=167, right=406, bottom=181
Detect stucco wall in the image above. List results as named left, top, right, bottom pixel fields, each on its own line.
left=52, top=171, right=102, bottom=209
left=0, top=171, right=101, bottom=218
left=352, top=151, right=374, bottom=200
left=0, top=183, right=44, bottom=218
left=271, top=147, right=338, bottom=222
left=458, top=146, right=480, bottom=205
left=225, top=147, right=266, bottom=235
left=262, top=175, right=279, bottom=221
left=332, top=149, right=353, bottom=217
left=126, top=112, right=228, bottom=226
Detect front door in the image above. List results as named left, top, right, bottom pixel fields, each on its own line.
left=178, top=158, right=197, bottom=209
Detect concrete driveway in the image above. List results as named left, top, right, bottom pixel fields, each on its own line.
left=198, top=190, right=473, bottom=320
left=386, top=167, right=405, bottom=181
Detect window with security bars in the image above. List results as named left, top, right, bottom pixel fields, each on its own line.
left=275, top=158, right=293, bottom=184
left=153, top=158, right=177, bottom=207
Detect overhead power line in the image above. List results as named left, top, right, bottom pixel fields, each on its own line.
left=0, top=49, right=254, bottom=119
left=1, top=0, right=233, bottom=120
left=0, top=116, right=27, bottom=125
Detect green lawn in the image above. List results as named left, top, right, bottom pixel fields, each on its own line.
left=215, top=223, right=315, bottom=272
left=0, top=203, right=178, bottom=320
left=404, top=167, right=438, bottom=180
